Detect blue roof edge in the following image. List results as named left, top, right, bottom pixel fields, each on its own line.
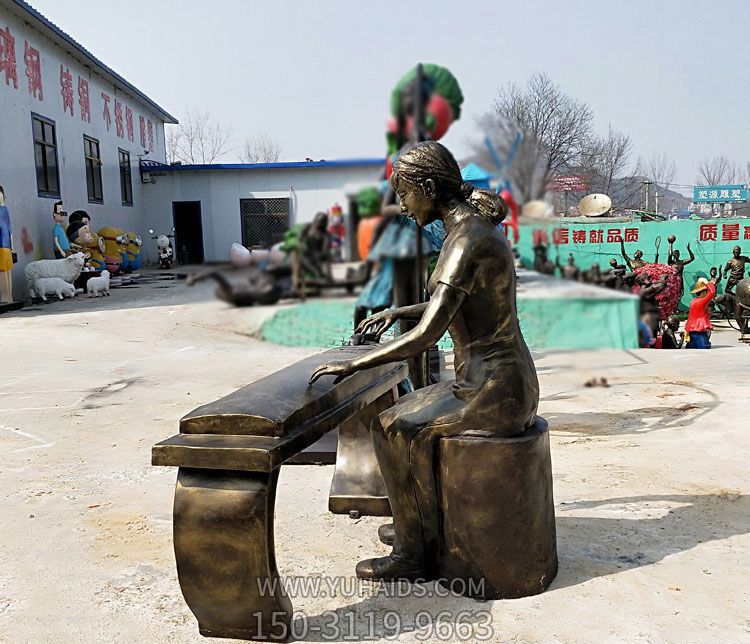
left=9, top=0, right=178, bottom=124
left=143, top=158, right=386, bottom=172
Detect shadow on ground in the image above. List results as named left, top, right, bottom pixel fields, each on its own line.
left=288, top=493, right=747, bottom=641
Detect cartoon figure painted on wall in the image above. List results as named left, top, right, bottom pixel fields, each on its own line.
left=98, top=226, right=126, bottom=274
left=0, top=185, right=16, bottom=303
left=52, top=201, right=70, bottom=258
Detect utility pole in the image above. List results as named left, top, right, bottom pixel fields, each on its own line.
left=654, top=189, right=659, bottom=214
left=642, top=180, right=653, bottom=211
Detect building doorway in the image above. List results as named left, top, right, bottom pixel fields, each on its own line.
left=172, top=201, right=204, bottom=264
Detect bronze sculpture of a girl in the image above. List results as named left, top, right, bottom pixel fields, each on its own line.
left=310, top=141, right=539, bottom=581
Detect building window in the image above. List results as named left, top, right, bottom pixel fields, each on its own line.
left=83, top=136, right=103, bottom=203
left=239, top=198, right=290, bottom=248
left=32, top=114, right=60, bottom=197
left=119, top=149, right=133, bottom=206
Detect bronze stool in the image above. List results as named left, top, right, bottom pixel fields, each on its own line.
left=437, top=416, right=557, bottom=599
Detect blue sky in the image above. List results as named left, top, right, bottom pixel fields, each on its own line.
left=28, top=0, right=750, bottom=187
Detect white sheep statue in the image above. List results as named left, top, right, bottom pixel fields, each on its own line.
left=24, top=252, right=86, bottom=300
left=33, top=277, right=76, bottom=301
left=86, top=270, right=110, bottom=297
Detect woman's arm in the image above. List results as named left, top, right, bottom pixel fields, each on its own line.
left=310, top=284, right=464, bottom=383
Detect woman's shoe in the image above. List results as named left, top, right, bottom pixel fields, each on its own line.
left=377, top=523, right=395, bottom=546
left=355, top=553, right=427, bottom=581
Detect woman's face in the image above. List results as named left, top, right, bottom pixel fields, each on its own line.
left=394, top=177, right=437, bottom=227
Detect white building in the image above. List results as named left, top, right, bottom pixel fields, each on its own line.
left=0, top=0, right=385, bottom=301
left=0, top=0, right=175, bottom=296
left=141, top=160, right=384, bottom=263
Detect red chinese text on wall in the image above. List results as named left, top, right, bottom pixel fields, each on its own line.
left=24, top=41, right=42, bottom=100
left=78, top=77, right=90, bottom=122
left=549, top=227, right=639, bottom=245
left=139, top=115, right=146, bottom=148
left=60, top=65, right=74, bottom=116
left=699, top=224, right=717, bottom=242
left=147, top=119, right=154, bottom=152
left=125, top=106, right=134, bottom=142
left=0, top=26, right=18, bottom=89
left=101, top=92, right=111, bottom=130
left=114, top=99, right=124, bottom=138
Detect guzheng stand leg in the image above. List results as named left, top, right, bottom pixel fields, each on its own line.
left=173, top=467, right=292, bottom=641
left=328, top=389, right=396, bottom=517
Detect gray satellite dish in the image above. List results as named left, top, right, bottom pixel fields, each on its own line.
left=578, top=193, right=612, bottom=217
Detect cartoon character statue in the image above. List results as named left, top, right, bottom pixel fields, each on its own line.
left=0, top=184, right=15, bottom=303
left=98, top=226, right=127, bottom=274
left=327, top=203, right=345, bottom=262
left=81, top=231, right=107, bottom=271
left=125, top=232, right=143, bottom=271
left=52, top=201, right=70, bottom=259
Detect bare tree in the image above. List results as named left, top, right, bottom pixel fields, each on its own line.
left=581, top=125, right=632, bottom=196
left=168, top=108, right=233, bottom=164
left=478, top=73, right=593, bottom=201
left=239, top=134, right=283, bottom=163
left=166, top=126, right=181, bottom=164
left=696, top=155, right=737, bottom=185
left=634, top=151, right=677, bottom=187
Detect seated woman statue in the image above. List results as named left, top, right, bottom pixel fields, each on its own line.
left=309, top=141, right=539, bottom=581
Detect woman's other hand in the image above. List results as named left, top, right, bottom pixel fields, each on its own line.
left=355, top=309, right=398, bottom=340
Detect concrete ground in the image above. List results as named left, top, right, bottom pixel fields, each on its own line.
left=0, top=272, right=747, bottom=643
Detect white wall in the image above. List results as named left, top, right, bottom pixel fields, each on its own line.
left=0, top=6, right=168, bottom=297
left=142, top=164, right=383, bottom=262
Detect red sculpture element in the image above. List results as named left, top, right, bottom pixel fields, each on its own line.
left=499, top=189, right=518, bottom=244
left=624, top=227, right=639, bottom=242
left=386, top=94, right=455, bottom=143
left=0, top=27, right=18, bottom=89
left=552, top=227, right=569, bottom=245
left=722, top=223, right=740, bottom=242
left=101, top=92, right=112, bottom=130
left=147, top=119, right=154, bottom=151
left=125, top=106, right=134, bottom=142
left=114, top=100, right=124, bottom=138
left=589, top=229, right=603, bottom=244
left=606, top=228, right=622, bottom=243
left=699, top=223, right=717, bottom=242
left=532, top=229, right=549, bottom=247
left=21, top=227, right=34, bottom=255
left=685, top=280, right=716, bottom=334
left=24, top=41, right=42, bottom=100
left=632, top=263, right=681, bottom=320
left=139, top=115, right=146, bottom=148
left=572, top=230, right=586, bottom=244
left=60, top=65, right=74, bottom=116
left=78, top=77, right=90, bottom=122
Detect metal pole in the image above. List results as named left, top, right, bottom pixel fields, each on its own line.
left=413, top=63, right=425, bottom=310
left=412, top=63, right=427, bottom=388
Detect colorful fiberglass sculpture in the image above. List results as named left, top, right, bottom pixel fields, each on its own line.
left=98, top=226, right=127, bottom=274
